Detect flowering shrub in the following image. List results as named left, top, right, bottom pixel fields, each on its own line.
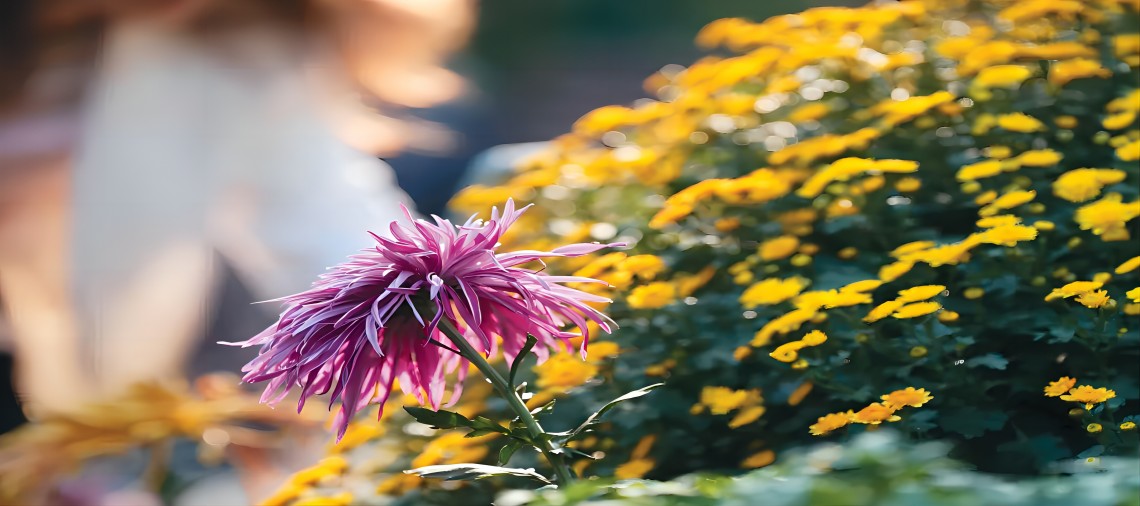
left=263, top=0, right=1140, bottom=503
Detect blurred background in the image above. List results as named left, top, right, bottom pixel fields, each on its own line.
left=0, top=0, right=835, bottom=504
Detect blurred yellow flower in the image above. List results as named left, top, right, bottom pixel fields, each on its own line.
left=1076, top=290, right=1112, bottom=309
left=1014, top=149, right=1062, bottom=167
left=865, top=300, right=904, bottom=323
left=896, top=285, right=946, bottom=303
left=1115, top=256, right=1140, bottom=274
left=979, top=189, right=1036, bottom=217
left=1074, top=194, right=1140, bottom=240
left=740, top=277, right=808, bottom=308
left=881, top=387, right=933, bottom=409
left=615, top=459, right=655, bottom=479
left=878, top=261, right=915, bottom=282
left=759, top=235, right=801, bottom=261
left=741, top=449, right=776, bottom=468
left=850, top=403, right=901, bottom=424
left=619, top=255, right=667, bottom=280
left=1046, top=280, right=1104, bottom=301
left=1045, top=376, right=1078, bottom=397
left=1087, top=423, right=1103, bottom=433
left=1049, top=58, right=1112, bottom=86
left=728, top=406, right=767, bottom=428
left=972, top=65, right=1034, bottom=89
left=996, top=113, right=1046, bottom=132
left=809, top=411, right=853, bottom=436
left=892, top=302, right=942, bottom=319
left=1123, top=422, right=1138, bottom=431
left=1128, top=287, right=1140, bottom=303
left=627, top=282, right=677, bottom=309
left=1053, top=168, right=1127, bottom=203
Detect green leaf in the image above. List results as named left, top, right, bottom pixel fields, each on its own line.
left=940, top=410, right=1008, bottom=438
left=509, top=335, right=539, bottom=387
left=559, top=383, right=664, bottom=442
left=498, top=440, right=522, bottom=465
left=470, top=415, right=511, bottom=435
left=404, top=407, right=473, bottom=430
left=405, top=463, right=551, bottom=484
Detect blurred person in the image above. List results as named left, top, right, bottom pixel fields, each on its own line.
left=0, top=0, right=473, bottom=501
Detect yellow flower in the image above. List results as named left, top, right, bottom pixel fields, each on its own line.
left=1054, top=116, right=1078, bottom=129
left=790, top=254, right=813, bottom=267
left=759, top=235, right=801, bottom=261
left=881, top=387, right=933, bottom=409
left=627, top=282, right=677, bottom=309
left=892, top=301, right=942, bottom=319
left=979, top=189, right=1036, bottom=217
left=842, top=279, right=882, bottom=293
left=895, top=177, right=922, bottom=192
left=1104, top=111, right=1137, bottom=130
left=1060, top=385, right=1117, bottom=410
left=1116, top=256, right=1140, bottom=275
left=801, top=330, right=828, bottom=346
left=740, top=277, right=808, bottom=308
left=878, top=261, right=915, bottom=282
left=741, top=449, right=776, bottom=469
left=956, top=160, right=1004, bottom=181
left=838, top=247, right=859, bottom=259
left=1046, top=280, right=1104, bottom=301
left=1125, top=303, right=1140, bottom=315
left=615, top=459, right=655, bottom=479
left=788, top=102, right=830, bottom=122
left=788, top=381, right=813, bottom=406
left=865, top=299, right=905, bottom=323
left=752, top=308, right=816, bottom=346
left=974, top=224, right=1039, bottom=246
left=794, top=289, right=872, bottom=310
left=809, top=411, right=852, bottom=436
left=896, top=285, right=946, bottom=303
left=891, top=241, right=935, bottom=257
left=1044, top=376, right=1077, bottom=397
left=1075, top=194, right=1140, bottom=240
left=728, top=406, right=767, bottom=428
left=769, top=341, right=805, bottom=363
left=698, top=386, right=751, bottom=415
left=850, top=403, right=902, bottom=424
left=1049, top=58, right=1112, bottom=86
left=534, top=354, right=598, bottom=391
left=972, top=65, right=1034, bottom=89
left=1128, top=287, right=1140, bottom=303
left=619, top=255, right=667, bottom=280
left=977, top=215, right=1022, bottom=228
left=574, top=105, right=636, bottom=135
left=1122, top=422, right=1137, bottom=431
left=1118, top=139, right=1140, bottom=162
left=910, top=346, right=928, bottom=358
left=975, top=190, right=998, bottom=205
left=1076, top=290, right=1112, bottom=309
left=1014, top=149, right=1063, bottom=167
left=1087, top=423, right=1103, bottom=433
left=996, top=112, right=1046, bottom=132
left=938, top=310, right=960, bottom=323
left=964, top=287, right=985, bottom=299
left=1053, top=168, right=1127, bottom=203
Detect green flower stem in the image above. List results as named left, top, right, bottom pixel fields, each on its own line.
left=436, top=318, right=575, bottom=486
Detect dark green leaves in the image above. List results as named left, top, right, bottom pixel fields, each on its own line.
left=556, top=383, right=664, bottom=443
left=404, top=407, right=511, bottom=437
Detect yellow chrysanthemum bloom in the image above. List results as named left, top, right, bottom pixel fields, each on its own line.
left=996, top=112, right=1046, bottom=132
left=1076, top=290, right=1112, bottom=309
left=614, top=459, right=655, bottom=479
left=956, top=159, right=1004, bottom=181
left=1014, top=149, right=1063, bottom=167
left=1116, top=256, right=1140, bottom=275
left=1128, top=287, right=1140, bottom=303
left=741, top=449, right=776, bottom=469
left=627, top=282, right=677, bottom=309
left=739, top=277, right=808, bottom=308
left=895, top=177, right=922, bottom=192
left=1045, top=377, right=1077, bottom=397
left=878, top=261, right=915, bottom=282
left=881, top=387, right=933, bottom=409
left=976, top=215, right=1022, bottom=228
left=892, top=301, right=943, bottom=319
left=769, top=341, right=805, bottom=363
left=788, top=381, right=814, bottom=406
left=809, top=411, right=853, bottom=436
left=801, top=330, right=828, bottom=346
left=1046, top=280, right=1105, bottom=301
left=1053, top=168, right=1127, bottom=203
left=972, top=65, right=1034, bottom=89
left=974, top=224, right=1039, bottom=246
left=1074, top=193, right=1140, bottom=240
left=1060, top=385, right=1117, bottom=410
left=938, top=310, right=960, bottom=323
left=759, top=235, right=801, bottom=261
left=850, top=403, right=902, bottom=424
left=1049, top=58, right=1112, bottom=86
left=728, top=406, right=767, bottom=429
left=697, top=386, right=751, bottom=415
left=1122, top=422, right=1138, bottom=431
left=1087, top=423, right=1103, bottom=434
left=896, top=285, right=946, bottom=303
left=534, top=353, right=599, bottom=391
left=865, top=300, right=905, bottom=323
left=890, top=241, right=936, bottom=257
left=619, top=255, right=667, bottom=280
left=842, top=279, right=882, bottom=293
left=979, top=189, right=1036, bottom=217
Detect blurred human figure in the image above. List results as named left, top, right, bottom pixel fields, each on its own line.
left=0, top=2, right=474, bottom=500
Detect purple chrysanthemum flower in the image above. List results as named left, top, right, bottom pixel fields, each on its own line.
left=226, top=200, right=620, bottom=439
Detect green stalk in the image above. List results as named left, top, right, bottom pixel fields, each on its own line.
left=436, top=318, right=576, bottom=485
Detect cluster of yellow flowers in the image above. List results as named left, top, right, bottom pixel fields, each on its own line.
left=1044, top=377, right=1117, bottom=410
left=809, top=388, right=934, bottom=436
left=690, top=386, right=766, bottom=428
